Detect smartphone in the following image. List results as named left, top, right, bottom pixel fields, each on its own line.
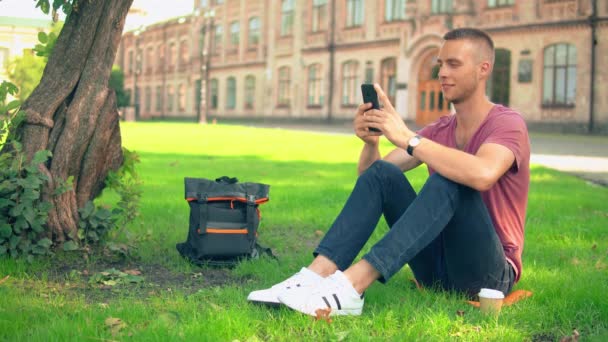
left=360, top=84, right=381, bottom=132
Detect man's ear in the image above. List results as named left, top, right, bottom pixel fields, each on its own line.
left=479, top=60, right=492, bottom=79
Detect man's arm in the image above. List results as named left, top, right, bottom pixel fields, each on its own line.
left=409, top=140, right=515, bottom=191
left=362, top=84, right=515, bottom=191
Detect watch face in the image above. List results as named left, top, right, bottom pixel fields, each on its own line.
left=410, top=136, right=421, bottom=147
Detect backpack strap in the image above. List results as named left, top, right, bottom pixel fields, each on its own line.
left=197, top=193, right=208, bottom=235
left=246, top=194, right=257, bottom=240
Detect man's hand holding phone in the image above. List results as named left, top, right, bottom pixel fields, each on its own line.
left=358, top=83, right=415, bottom=149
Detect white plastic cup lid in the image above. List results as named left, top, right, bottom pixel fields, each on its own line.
left=478, top=288, right=505, bottom=299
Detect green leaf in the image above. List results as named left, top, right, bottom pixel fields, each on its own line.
left=31, top=150, right=51, bottom=165
left=52, top=0, right=64, bottom=11
left=38, top=31, right=48, bottom=44
left=9, top=235, right=20, bottom=249
left=6, top=100, right=21, bottom=111
left=0, top=198, right=14, bottom=209
left=37, top=238, right=52, bottom=248
left=32, top=245, right=47, bottom=255
left=36, top=0, right=50, bottom=14
left=0, top=244, right=6, bottom=255
left=62, top=240, right=79, bottom=251
left=0, top=224, right=12, bottom=239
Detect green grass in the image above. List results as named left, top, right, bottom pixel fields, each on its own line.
left=1, top=122, right=607, bottom=341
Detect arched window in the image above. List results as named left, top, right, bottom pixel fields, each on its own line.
left=167, top=85, right=174, bottom=112
left=431, top=0, right=453, bottom=14
left=385, top=0, right=406, bottom=22
left=341, top=60, right=359, bottom=105
left=248, top=17, right=260, bottom=46
left=543, top=43, right=577, bottom=106
left=346, top=0, right=364, bottom=27
left=168, top=42, right=177, bottom=66
left=381, top=57, right=397, bottom=105
left=307, top=64, right=324, bottom=106
left=179, top=40, right=189, bottom=66
left=244, top=75, right=256, bottom=109
left=281, top=0, right=294, bottom=36
left=210, top=79, right=219, bottom=109
left=214, top=25, right=223, bottom=52
left=312, top=0, right=327, bottom=32
left=278, top=66, right=291, bottom=106
left=144, top=87, right=151, bottom=112
left=230, top=21, right=240, bottom=46
left=178, top=84, right=186, bottom=112
left=226, top=77, right=236, bottom=109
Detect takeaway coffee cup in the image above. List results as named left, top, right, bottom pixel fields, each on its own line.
left=478, top=288, right=504, bottom=315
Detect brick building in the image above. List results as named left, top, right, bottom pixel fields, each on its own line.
left=116, top=0, right=608, bottom=133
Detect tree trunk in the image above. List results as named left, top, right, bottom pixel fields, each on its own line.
left=18, top=0, right=133, bottom=244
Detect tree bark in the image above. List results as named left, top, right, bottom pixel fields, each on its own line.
left=18, top=0, right=133, bottom=243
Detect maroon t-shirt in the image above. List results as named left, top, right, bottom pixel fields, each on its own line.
left=418, top=105, right=530, bottom=282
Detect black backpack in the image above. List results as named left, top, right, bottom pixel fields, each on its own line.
left=176, top=176, right=271, bottom=266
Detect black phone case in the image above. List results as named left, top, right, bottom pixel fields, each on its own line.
left=361, top=84, right=381, bottom=132
left=361, top=84, right=380, bottom=109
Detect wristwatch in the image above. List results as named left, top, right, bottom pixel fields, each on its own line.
left=406, top=134, right=422, bottom=156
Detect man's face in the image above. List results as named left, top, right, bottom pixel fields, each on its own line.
left=436, top=39, right=486, bottom=104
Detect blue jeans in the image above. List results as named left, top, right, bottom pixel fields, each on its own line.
left=314, top=160, right=515, bottom=296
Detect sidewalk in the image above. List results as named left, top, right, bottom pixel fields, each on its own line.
left=238, top=121, right=608, bottom=187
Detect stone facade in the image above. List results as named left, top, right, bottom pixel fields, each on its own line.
left=117, top=0, right=608, bottom=133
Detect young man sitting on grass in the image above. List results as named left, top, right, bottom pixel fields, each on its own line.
left=248, top=27, right=530, bottom=317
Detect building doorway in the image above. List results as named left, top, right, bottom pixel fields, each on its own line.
left=416, top=51, right=446, bottom=126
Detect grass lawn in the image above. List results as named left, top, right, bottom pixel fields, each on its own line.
left=1, top=122, right=607, bottom=341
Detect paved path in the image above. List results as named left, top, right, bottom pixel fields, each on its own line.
left=238, top=121, right=608, bottom=186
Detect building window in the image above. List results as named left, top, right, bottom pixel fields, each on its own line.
left=245, top=75, right=255, bottom=109
left=144, top=87, right=151, bottom=112
left=178, top=84, right=186, bottom=112
left=200, top=0, right=208, bottom=7
left=157, top=45, right=164, bottom=71
left=431, top=0, right=453, bottom=14
left=230, top=21, right=240, bottom=47
left=214, top=25, right=223, bottom=52
left=381, top=58, right=397, bottom=105
left=365, top=62, right=374, bottom=84
left=146, top=47, right=154, bottom=73
left=312, top=0, right=327, bottom=32
left=346, top=0, right=364, bottom=27
left=487, top=0, right=514, bottom=7
left=179, top=40, right=189, bottom=66
left=278, top=66, right=291, bottom=106
left=168, top=42, right=176, bottom=66
left=385, top=0, right=406, bottom=22
left=226, top=77, right=236, bottom=109
left=210, top=78, right=219, bottom=109
left=156, top=85, right=163, bottom=112
left=307, top=64, right=324, bottom=106
left=342, top=60, right=359, bottom=105
left=167, top=85, right=174, bottom=112
left=281, top=0, right=295, bottom=36
left=248, top=17, right=260, bottom=46
left=127, top=50, right=134, bottom=74
left=543, top=43, right=577, bottom=107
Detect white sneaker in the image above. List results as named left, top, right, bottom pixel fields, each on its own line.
left=247, top=267, right=323, bottom=307
left=278, top=271, right=365, bottom=316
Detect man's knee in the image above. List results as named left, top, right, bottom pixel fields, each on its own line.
left=365, top=160, right=403, bottom=178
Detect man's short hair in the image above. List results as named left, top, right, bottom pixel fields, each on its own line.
left=443, top=28, right=494, bottom=50
left=443, top=28, right=495, bottom=64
